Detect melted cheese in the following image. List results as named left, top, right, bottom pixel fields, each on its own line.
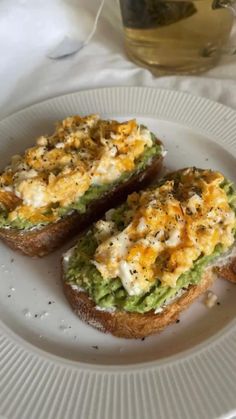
left=0, top=115, right=154, bottom=223
left=93, top=168, right=236, bottom=295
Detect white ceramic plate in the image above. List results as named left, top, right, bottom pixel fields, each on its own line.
left=0, top=87, right=236, bottom=419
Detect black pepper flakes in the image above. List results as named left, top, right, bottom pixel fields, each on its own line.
left=176, top=319, right=180, bottom=323
left=186, top=208, right=192, bottom=216
left=92, top=345, right=99, bottom=350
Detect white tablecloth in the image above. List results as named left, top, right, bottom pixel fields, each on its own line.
left=1, top=0, right=236, bottom=119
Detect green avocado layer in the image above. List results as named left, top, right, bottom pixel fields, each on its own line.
left=64, top=178, right=236, bottom=314
left=0, top=140, right=162, bottom=230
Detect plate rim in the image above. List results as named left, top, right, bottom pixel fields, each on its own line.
left=0, top=312, right=235, bottom=372
left=1, top=85, right=235, bottom=123
left=1, top=86, right=236, bottom=419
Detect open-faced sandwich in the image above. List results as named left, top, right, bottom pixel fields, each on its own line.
left=62, top=167, right=236, bottom=338
left=0, top=115, right=164, bottom=256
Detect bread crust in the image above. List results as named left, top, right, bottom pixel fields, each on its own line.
left=0, top=148, right=163, bottom=256
left=216, top=257, right=236, bottom=284
left=63, top=256, right=236, bottom=339
left=62, top=269, right=215, bottom=339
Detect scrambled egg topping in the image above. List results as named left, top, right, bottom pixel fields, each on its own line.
left=93, top=168, right=236, bottom=295
left=0, top=115, right=154, bottom=224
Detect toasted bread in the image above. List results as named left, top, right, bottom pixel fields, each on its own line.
left=61, top=167, right=236, bottom=338
left=62, top=249, right=235, bottom=339
left=217, top=260, right=236, bottom=284
left=0, top=152, right=163, bottom=256
left=0, top=153, right=163, bottom=256
left=0, top=117, right=164, bottom=256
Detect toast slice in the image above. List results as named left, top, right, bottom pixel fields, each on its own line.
left=0, top=116, right=164, bottom=256
left=62, top=168, right=236, bottom=338
left=62, top=258, right=235, bottom=339
left=216, top=257, right=236, bottom=284
left=62, top=266, right=213, bottom=338
left=0, top=153, right=163, bottom=256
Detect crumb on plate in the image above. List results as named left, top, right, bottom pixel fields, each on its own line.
left=205, top=290, right=218, bottom=308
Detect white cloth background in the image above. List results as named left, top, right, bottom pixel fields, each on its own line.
left=0, top=0, right=236, bottom=120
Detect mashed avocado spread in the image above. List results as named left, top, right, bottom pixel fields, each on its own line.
left=0, top=140, right=161, bottom=230
left=64, top=177, right=236, bottom=314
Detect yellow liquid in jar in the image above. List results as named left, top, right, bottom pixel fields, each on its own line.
left=120, top=0, right=233, bottom=74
